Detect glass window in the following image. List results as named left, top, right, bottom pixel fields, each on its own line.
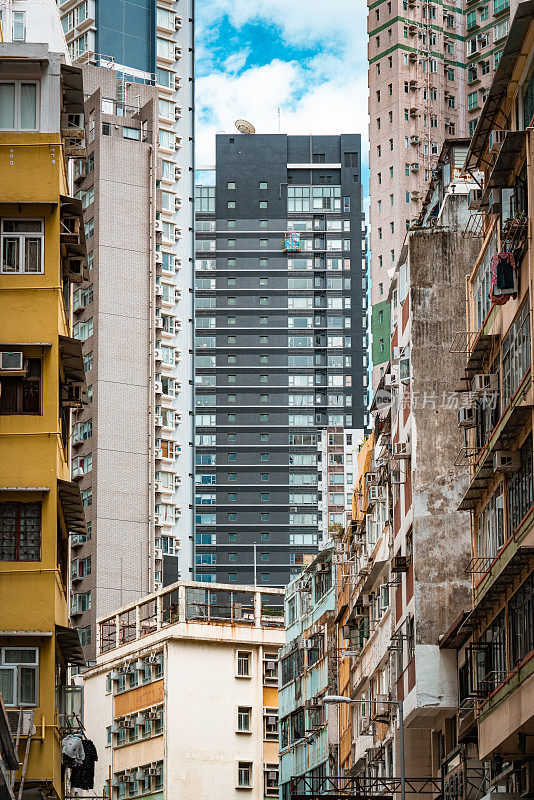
left=0, top=502, right=41, bottom=561
left=0, top=646, right=38, bottom=706
left=1, top=219, right=43, bottom=273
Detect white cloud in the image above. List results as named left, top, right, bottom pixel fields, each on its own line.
left=198, top=0, right=367, bottom=52
left=195, top=0, right=370, bottom=180
left=196, top=60, right=369, bottom=169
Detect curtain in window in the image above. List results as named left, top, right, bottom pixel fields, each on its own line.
left=20, top=83, right=36, bottom=129
left=0, top=83, right=15, bottom=129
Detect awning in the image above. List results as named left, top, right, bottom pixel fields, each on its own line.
left=59, top=336, right=86, bottom=385
left=61, top=64, right=84, bottom=114
left=57, top=479, right=87, bottom=536
left=0, top=343, right=51, bottom=347
left=56, top=625, right=85, bottom=666
left=439, top=612, right=470, bottom=650
left=0, top=487, right=49, bottom=493
left=465, top=0, right=534, bottom=172
left=486, top=131, right=527, bottom=190
left=459, top=547, right=534, bottom=632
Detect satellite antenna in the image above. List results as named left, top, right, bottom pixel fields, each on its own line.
left=235, top=119, right=256, bottom=135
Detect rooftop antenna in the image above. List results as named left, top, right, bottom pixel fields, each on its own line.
left=235, top=119, right=255, bottom=135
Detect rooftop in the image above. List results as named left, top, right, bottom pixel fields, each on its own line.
left=97, top=580, right=285, bottom=656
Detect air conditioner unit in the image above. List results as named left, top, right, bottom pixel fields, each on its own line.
left=392, top=442, right=411, bottom=458
left=392, top=555, right=410, bottom=573
left=385, top=373, right=398, bottom=387
left=175, top=106, right=182, bottom=120
left=458, top=406, right=476, bottom=428
left=155, top=415, right=163, bottom=427
left=409, top=52, right=417, bottom=62
left=110, top=671, right=121, bottom=680
left=155, top=547, right=163, bottom=560
left=174, top=197, right=181, bottom=210
left=155, top=252, right=163, bottom=265
left=155, top=349, right=163, bottom=361
left=155, top=284, right=164, bottom=297
left=154, top=448, right=163, bottom=460
left=148, top=766, right=158, bottom=776
left=0, top=351, right=23, bottom=371
left=472, top=373, right=498, bottom=394
left=154, top=481, right=161, bottom=492
left=155, top=318, right=164, bottom=330
left=120, top=719, right=134, bottom=729
left=468, top=188, right=483, bottom=209
left=373, top=694, right=392, bottom=722
left=155, top=381, right=163, bottom=394
left=489, top=129, right=506, bottom=152
left=369, top=485, right=386, bottom=502
left=359, top=716, right=372, bottom=735
left=154, top=513, right=162, bottom=525
left=155, top=219, right=163, bottom=233
left=147, top=710, right=159, bottom=720
left=493, top=450, right=520, bottom=473
left=411, top=162, right=420, bottom=172
left=392, top=347, right=402, bottom=361
left=410, top=135, right=420, bottom=145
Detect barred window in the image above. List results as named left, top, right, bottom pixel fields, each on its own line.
left=0, top=502, right=41, bottom=561
left=507, top=434, right=533, bottom=534
left=508, top=571, right=534, bottom=668
left=502, top=300, right=530, bottom=405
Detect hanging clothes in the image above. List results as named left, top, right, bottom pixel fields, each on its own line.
left=61, top=733, right=85, bottom=766
left=70, top=738, right=98, bottom=790
left=489, top=252, right=517, bottom=305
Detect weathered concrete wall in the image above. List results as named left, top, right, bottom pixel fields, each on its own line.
left=409, top=213, right=482, bottom=644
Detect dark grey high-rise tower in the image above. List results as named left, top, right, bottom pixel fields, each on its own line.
left=194, top=133, right=367, bottom=586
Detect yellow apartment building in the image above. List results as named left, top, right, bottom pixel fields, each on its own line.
left=0, top=4, right=87, bottom=799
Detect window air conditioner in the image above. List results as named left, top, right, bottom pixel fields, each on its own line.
left=384, top=373, right=398, bottom=387
left=155, top=318, right=164, bottom=330
left=154, top=449, right=163, bottom=461
left=155, top=381, right=163, bottom=393
left=392, top=347, right=402, bottom=361
left=148, top=766, right=158, bottom=776
left=410, top=135, right=419, bottom=145
left=155, top=219, right=163, bottom=233
left=392, top=442, right=411, bottom=458
left=392, top=555, right=410, bottom=573
left=369, top=485, right=386, bottom=502
left=154, top=547, right=163, bottom=561
left=489, top=129, right=506, bottom=152
left=373, top=695, right=391, bottom=722
left=154, top=513, right=162, bottom=525
left=472, top=373, right=498, bottom=394
left=155, top=252, right=163, bottom=265
left=155, top=349, right=163, bottom=361
left=155, top=415, right=163, bottom=427
left=468, top=188, right=483, bottom=209
left=359, top=716, right=372, bottom=735
left=154, top=481, right=161, bottom=492
left=493, top=450, right=520, bottom=473
left=458, top=406, right=476, bottom=428
left=155, top=285, right=163, bottom=297
left=0, top=351, right=23, bottom=371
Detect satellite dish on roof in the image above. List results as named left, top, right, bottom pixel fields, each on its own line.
left=235, top=119, right=256, bottom=135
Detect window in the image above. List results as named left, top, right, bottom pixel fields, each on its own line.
left=238, top=763, right=252, bottom=789
left=12, top=11, right=26, bottom=41
left=259, top=181, right=267, bottom=189
left=1, top=219, right=43, bottom=273
left=0, top=647, right=38, bottom=706
left=0, top=502, right=41, bottom=561
left=237, top=707, right=251, bottom=732
left=0, top=357, right=40, bottom=414
left=508, top=571, right=534, bottom=668
left=4, top=77, right=36, bottom=130
left=228, top=182, right=236, bottom=190
left=237, top=651, right=251, bottom=677
left=259, top=201, right=268, bottom=209
left=123, top=126, right=140, bottom=141
left=502, top=301, right=530, bottom=405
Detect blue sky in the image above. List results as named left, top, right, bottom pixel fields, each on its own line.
left=195, top=0, right=370, bottom=202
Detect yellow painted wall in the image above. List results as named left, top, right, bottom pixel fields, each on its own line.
left=0, top=135, right=71, bottom=798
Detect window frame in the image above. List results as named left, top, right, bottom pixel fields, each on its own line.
left=1, top=218, right=44, bottom=274
left=0, top=79, right=38, bottom=131
left=0, top=646, right=39, bottom=707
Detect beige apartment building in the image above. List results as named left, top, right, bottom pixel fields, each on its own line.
left=82, top=581, right=285, bottom=800
left=368, top=0, right=518, bottom=388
